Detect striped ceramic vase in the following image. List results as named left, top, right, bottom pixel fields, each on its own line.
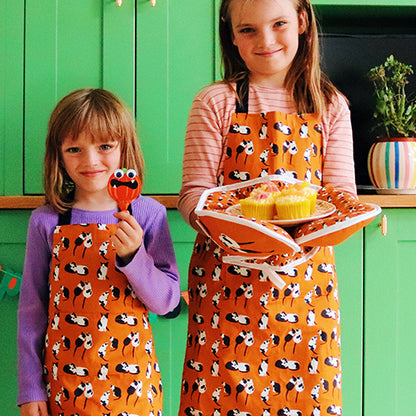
left=367, top=138, right=416, bottom=190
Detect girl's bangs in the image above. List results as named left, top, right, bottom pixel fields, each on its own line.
left=67, top=106, right=124, bottom=144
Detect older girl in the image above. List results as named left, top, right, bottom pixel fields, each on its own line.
left=178, top=0, right=355, bottom=414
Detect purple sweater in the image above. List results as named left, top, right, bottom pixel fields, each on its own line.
left=17, top=196, right=180, bottom=406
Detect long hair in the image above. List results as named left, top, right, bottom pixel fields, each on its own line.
left=44, top=88, right=145, bottom=213
left=219, top=0, right=341, bottom=116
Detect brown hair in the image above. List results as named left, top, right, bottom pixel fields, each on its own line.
left=219, top=0, right=341, bottom=116
left=44, top=88, right=145, bottom=213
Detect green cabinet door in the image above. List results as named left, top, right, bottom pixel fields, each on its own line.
left=24, top=0, right=135, bottom=195
left=0, top=210, right=32, bottom=416
left=136, top=0, right=216, bottom=194
left=22, top=0, right=216, bottom=196
left=0, top=0, right=24, bottom=195
left=364, top=209, right=416, bottom=416
left=152, top=210, right=195, bottom=414
left=334, top=231, right=364, bottom=416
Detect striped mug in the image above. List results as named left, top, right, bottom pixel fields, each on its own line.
left=367, top=138, right=416, bottom=190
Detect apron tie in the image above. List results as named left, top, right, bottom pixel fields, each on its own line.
left=222, top=246, right=320, bottom=289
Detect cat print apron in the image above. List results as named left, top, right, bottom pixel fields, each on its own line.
left=43, top=211, right=163, bottom=416
left=179, top=87, right=343, bottom=416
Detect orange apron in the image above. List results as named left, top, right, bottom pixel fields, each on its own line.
left=180, top=88, right=343, bottom=416
left=44, top=213, right=163, bottom=415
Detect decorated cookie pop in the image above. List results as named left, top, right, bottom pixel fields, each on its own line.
left=108, top=168, right=142, bottom=211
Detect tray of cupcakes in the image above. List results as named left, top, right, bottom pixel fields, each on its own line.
left=226, top=181, right=336, bottom=226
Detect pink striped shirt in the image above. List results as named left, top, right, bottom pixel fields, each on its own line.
left=178, top=82, right=357, bottom=224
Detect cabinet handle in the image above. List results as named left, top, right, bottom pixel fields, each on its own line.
left=379, top=214, right=387, bottom=236
left=117, top=0, right=155, bottom=5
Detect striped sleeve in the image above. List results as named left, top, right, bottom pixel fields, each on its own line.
left=178, top=85, right=358, bottom=226
left=178, top=85, right=234, bottom=225
left=321, top=93, right=357, bottom=197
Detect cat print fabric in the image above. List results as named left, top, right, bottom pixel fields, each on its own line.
left=179, top=110, right=344, bottom=416
left=44, top=222, right=162, bottom=416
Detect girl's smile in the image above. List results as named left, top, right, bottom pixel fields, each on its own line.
left=61, top=131, right=121, bottom=209
left=230, top=0, right=306, bottom=87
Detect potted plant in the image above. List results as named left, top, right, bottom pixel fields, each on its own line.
left=366, top=55, right=416, bottom=193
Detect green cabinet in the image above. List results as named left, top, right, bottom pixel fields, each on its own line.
left=336, top=208, right=416, bottom=416
left=136, top=1, right=216, bottom=193
left=1, top=208, right=415, bottom=415
left=2, top=0, right=136, bottom=196
left=1, top=0, right=414, bottom=197
left=0, top=0, right=25, bottom=195
left=363, top=209, right=416, bottom=416
left=147, top=210, right=196, bottom=415
left=334, top=231, right=364, bottom=416
left=25, top=0, right=137, bottom=194
left=1, top=0, right=215, bottom=197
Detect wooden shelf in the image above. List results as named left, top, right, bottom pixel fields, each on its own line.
left=1, top=194, right=416, bottom=210
left=358, top=194, right=416, bottom=208
left=0, top=195, right=179, bottom=210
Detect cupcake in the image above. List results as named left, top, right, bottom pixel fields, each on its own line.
left=280, top=181, right=317, bottom=216
left=240, top=191, right=277, bottom=220
left=301, top=186, right=317, bottom=213
left=274, top=195, right=311, bottom=220
left=294, top=181, right=317, bottom=213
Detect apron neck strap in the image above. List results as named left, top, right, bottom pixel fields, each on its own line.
left=235, top=79, right=249, bottom=114
left=58, top=209, right=72, bottom=226
left=57, top=205, right=132, bottom=226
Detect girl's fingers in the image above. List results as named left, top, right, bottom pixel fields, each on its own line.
left=111, top=211, right=143, bottom=262
left=113, top=210, right=138, bottom=226
left=115, top=217, right=142, bottom=243
left=114, top=220, right=134, bottom=241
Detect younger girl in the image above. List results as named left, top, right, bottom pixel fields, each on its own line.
left=178, top=0, right=356, bottom=415
left=17, top=88, right=180, bottom=416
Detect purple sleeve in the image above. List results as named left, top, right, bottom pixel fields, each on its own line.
left=118, top=202, right=180, bottom=315
left=17, top=208, right=56, bottom=405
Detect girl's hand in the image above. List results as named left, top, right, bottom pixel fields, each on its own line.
left=20, top=401, right=49, bottom=416
left=111, top=210, right=143, bottom=265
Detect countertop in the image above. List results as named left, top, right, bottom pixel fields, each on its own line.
left=1, top=194, right=416, bottom=209
left=358, top=194, right=416, bottom=207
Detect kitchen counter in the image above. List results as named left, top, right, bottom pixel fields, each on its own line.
left=0, top=195, right=179, bottom=209
left=1, top=194, right=416, bottom=210
left=358, top=194, right=416, bottom=208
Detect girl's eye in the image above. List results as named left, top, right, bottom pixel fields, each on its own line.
left=239, top=27, right=255, bottom=34
left=99, top=141, right=118, bottom=151
left=274, top=20, right=286, bottom=28
left=65, top=147, right=80, bottom=154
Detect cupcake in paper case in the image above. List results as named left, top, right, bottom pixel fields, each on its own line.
left=240, top=191, right=277, bottom=220
left=275, top=194, right=311, bottom=220
left=280, top=181, right=317, bottom=214
left=302, top=186, right=317, bottom=213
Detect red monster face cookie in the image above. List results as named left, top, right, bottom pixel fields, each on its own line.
left=108, top=168, right=142, bottom=211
